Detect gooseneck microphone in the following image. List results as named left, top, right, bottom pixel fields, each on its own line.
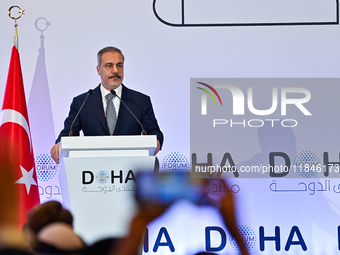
left=69, top=89, right=93, bottom=136
left=110, top=89, right=147, bottom=135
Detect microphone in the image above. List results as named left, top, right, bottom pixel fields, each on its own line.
left=69, top=89, right=93, bottom=136
left=110, top=89, right=147, bottom=135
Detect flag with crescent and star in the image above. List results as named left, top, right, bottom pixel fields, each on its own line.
left=0, top=45, right=40, bottom=227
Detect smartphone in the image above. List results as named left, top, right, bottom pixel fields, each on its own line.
left=135, top=172, right=207, bottom=205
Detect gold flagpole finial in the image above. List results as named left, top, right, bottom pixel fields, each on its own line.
left=8, top=6, right=25, bottom=49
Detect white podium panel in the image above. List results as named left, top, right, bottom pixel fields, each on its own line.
left=61, top=156, right=155, bottom=244
left=58, top=136, right=157, bottom=244
left=60, top=135, right=157, bottom=158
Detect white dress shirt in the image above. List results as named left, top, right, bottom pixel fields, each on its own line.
left=100, top=84, right=122, bottom=118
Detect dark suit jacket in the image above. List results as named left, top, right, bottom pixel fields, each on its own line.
left=56, top=84, right=163, bottom=147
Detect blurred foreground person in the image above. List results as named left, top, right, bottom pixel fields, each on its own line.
left=25, top=201, right=86, bottom=254
left=81, top=238, right=121, bottom=255
left=109, top=176, right=249, bottom=255
left=0, top=159, right=32, bottom=254
left=25, top=201, right=73, bottom=240
left=34, top=222, right=86, bottom=255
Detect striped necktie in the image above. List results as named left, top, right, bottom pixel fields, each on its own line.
left=106, top=93, right=116, bottom=135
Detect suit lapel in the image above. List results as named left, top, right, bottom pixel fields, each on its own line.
left=89, top=85, right=109, bottom=134
left=114, top=84, right=133, bottom=134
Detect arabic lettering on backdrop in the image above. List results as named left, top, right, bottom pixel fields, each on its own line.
left=269, top=180, right=340, bottom=195
left=82, top=185, right=136, bottom=194
left=206, top=180, right=240, bottom=194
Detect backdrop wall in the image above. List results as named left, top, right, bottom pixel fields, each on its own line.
left=1, top=1, right=339, bottom=254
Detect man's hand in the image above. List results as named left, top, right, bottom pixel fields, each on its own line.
left=51, top=143, right=60, bottom=164
left=153, top=140, right=161, bottom=155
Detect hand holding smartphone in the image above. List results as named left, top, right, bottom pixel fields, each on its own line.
left=135, top=172, right=208, bottom=206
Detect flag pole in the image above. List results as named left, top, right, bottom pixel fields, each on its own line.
left=8, top=6, right=25, bottom=49
left=1, top=6, right=40, bottom=227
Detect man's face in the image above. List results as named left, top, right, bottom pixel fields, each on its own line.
left=97, top=51, right=124, bottom=90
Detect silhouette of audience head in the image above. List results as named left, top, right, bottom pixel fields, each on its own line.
left=82, top=237, right=121, bottom=255
left=26, top=200, right=73, bottom=236
left=25, top=201, right=86, bottom=254
left=34, top=222, right=85, bottom=255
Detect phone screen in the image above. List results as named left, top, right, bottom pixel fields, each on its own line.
left=135, top=172, right=207, bottom=205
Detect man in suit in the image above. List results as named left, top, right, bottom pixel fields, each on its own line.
left=51, top=46, right=163, bottom=163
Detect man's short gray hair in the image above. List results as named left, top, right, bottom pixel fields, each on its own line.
left=97, top=46, right=125, bottom=66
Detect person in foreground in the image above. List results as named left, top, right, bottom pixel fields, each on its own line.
left=24, top=200, right=86, bottom=254
left=108, top=179, right=250, bottom=255
left=51, top=46, right=163, bottom=163
left=0, top=163, right=84, bottom=255
left=0, top=160, right=33, bottom=255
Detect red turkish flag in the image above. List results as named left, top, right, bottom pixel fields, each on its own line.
left=0, top=46, right=40, bottom=227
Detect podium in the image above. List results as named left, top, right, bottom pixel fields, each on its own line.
left=58, top=135, right=157, bottom=244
